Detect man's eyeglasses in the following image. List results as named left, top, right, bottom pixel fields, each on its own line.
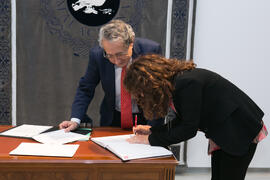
left=103, top=51, right=129, bottom=59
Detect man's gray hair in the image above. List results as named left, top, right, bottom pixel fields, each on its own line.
left=98, top=20, right=135, bottom=48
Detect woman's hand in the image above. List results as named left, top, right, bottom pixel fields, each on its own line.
left=126, top=134, right=150, bottom=145
left=133, top=125, right=151, bottom=135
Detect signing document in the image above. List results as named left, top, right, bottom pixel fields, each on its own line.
left=9, top=143, right=79, bottom=157
left=4, top=125, right=87, bottom=157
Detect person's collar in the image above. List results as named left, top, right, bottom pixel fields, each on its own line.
left=132, top=39, right=140, bottom=59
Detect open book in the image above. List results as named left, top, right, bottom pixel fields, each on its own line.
left=0, top=124, right=54, bottom=138
left=91, top=134, right=173, bottom=161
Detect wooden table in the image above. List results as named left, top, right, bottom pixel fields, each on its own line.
left=0, top=126, right=178, bottom=180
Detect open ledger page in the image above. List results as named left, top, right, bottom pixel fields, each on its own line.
left=32, top=129, right=88, bottom=144
left=91, top=134, right=173, bottom=161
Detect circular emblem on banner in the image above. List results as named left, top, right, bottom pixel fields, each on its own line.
left=67, top=0, right=120, bottom=26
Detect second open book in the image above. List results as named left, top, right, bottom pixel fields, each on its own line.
left=2, top=124, right=92, bottom=157
left=91, top=134, right=173, bottom=161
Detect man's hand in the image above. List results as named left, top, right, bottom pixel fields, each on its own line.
left=133, top=125, right=151, bottom=135
left=126, top=134, right=150, bottom=145
left=59, top=121, right=79, bottom=132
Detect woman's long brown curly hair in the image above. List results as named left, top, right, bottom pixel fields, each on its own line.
left=124, top=54, right=196, bottom=120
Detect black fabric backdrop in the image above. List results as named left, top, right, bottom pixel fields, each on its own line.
left=16, top=0, right=169, bottom=126
left=0, top=0, right=190, bottom=126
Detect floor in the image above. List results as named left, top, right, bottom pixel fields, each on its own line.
left=175, top=167, right=270, bottom=180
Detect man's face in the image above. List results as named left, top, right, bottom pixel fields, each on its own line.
left=102, top=39, right=133, bottom=67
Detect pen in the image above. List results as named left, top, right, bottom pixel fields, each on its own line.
left=134, top=115, right=138, bottom=135
left=135, top=115, right=137, bottom=127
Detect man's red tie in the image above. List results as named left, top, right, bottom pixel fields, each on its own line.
left=121, top=66, right=133, bottom=128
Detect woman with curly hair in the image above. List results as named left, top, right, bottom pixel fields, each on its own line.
left=124, top=54, right=267, bottom=180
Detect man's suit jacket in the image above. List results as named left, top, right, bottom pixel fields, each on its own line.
left=71, top=38, right=162, bottom=126
left=149, top=68, right=264, bottom=156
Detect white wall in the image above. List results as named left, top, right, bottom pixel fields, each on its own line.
left=189, top=0, right=270, bottom=168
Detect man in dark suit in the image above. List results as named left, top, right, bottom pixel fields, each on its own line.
left=59, top=20, right=163, bottom=132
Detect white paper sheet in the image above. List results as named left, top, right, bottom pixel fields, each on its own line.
left=0, top=124, right=53, bottom=138
left=9, top=143, right=79, bottom=157
left=32, top=129, right=88, bottom=145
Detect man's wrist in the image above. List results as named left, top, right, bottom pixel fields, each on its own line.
left=71, top=118, right=81, bottom=125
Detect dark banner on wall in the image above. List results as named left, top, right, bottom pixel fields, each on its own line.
left=16, top=0, right=168, bottom=126
left=0, top=0, right=11, bottom=125
left=170, top=0, right=189, bottom=59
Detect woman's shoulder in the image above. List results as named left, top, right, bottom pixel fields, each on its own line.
left=178, top=68, right=221, bottom=80
left=174, top=70, right=203, bottom=89
left=174, top=68, right=221, bottom=89
left=175, top=68, right=209, bottom=80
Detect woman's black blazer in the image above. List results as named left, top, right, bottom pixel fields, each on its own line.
left=149, top=68, right=264, bottom=156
